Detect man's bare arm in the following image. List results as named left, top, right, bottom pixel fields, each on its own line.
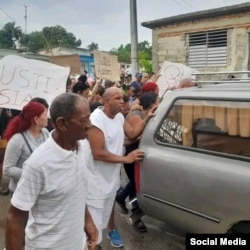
left=85, top=206, right=98, bottom=250
left=88, top=127, right=144, bottom=164
left=5, top=204, right=28, bottom=250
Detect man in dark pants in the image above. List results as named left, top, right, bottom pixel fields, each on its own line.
left=116, top=134, right=148, bottom=233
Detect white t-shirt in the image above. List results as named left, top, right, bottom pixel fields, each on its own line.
left=85, top=108, right=124, bottom=199
left=11, top=133, right=88, bottom=250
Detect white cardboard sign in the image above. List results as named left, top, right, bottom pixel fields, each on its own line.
left=157, top=61, right=197, bottom=97
left=0, top=55, right=70, bottom=110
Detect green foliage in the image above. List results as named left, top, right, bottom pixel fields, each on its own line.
left=22, top=31, right=45, bottom=52
left=42, top=25, right=81, bottom=48
left=138, top=40, right=152, bottom=60
left=0, top=23, right=81, bottom=52
left=110, top=40, right=152, bottom=72
left=139, top=51, right=152, bottom=73
left=0, top=22, right=23, bottom=49
left=112, top=44, right=131, bottom=62
left=87, top=42, right=99, bottom=54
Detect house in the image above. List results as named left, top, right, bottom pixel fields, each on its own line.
left=38, top=46, right=94, bottom=76
left=0, top=49, right=49, bottom=61
left=142, top=2, right=250, bottom=76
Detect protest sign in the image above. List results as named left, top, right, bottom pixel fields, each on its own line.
left=94, top=50, right=120, bottom=82
left=157, top=61, right=197, bottom=97
left=49, top=54, right=81, bottom=75
left=0, top=55, right=70, bottom=110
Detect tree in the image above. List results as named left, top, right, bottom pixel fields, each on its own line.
left=138, top=40, right=152, bottom=60
left=115, top=44, right=131, bottom=62
left=87, top=42, right=99, bottom=54
left=138, top=40, right=149, bottom=51
left=42, top=25, right=81, bottom=48
left=22, top=31, right=45, bottom=52
left=139, top=51, right=152, bottom=73
left=19, top=25, right=81, bottom=52
left=110, top=41, right=152, bottom=72
left=0, top=22, right=23, bottom=49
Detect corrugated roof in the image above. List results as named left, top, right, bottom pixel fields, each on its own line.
left=141, top=2, right=250, bottom=29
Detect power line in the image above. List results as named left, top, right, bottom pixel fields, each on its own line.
left=180, top=0, right=197, bottom=11
left=0, top=7, right=18, bottom=45
left=0, top=7, right=16, bottom=22
left=175, top=0, right=194, bottom=11
left=172, top=0, right=194, bottom=12
left=0, top=6, right=51, bottom=53
left=41, top=32, right=53, bottom=56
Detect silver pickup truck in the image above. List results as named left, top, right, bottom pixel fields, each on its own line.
left=132, top=76, right=250, bottom=234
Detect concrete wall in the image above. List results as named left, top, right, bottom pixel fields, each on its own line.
left=0, top=49, right=49, bottom=61
left=151, top=11, right=250, bottom=73
left=38, top=47, right=91, bottom=56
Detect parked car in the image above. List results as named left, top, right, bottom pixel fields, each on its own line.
left=132, top=79, right=250, bottom=234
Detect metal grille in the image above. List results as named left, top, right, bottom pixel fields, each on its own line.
left=188, top=30, right=227, bottom=67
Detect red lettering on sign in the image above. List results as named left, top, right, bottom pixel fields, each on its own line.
left=0, top=89, right=11, bottom=105
left=43, top=77, right=52, bottom=93
left=19, top=70, right=31, bottom=88
left=0, top=66, right=16, bottom=85
left=20, top=94, right=33, bottom=107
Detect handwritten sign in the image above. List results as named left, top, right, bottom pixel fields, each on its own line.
left=0, top=55, right=70, bottom=110
left=94, top=50, right=120, bottom=82
left=49, top=54, right=81, bottom=75
left=157, top=61, right=198, bottom=97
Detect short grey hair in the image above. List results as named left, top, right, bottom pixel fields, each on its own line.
left=50, top=93, right=84, bottom=123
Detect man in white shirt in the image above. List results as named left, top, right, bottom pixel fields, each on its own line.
left=5, top=93, right=98, bottom=250
left=85, top=87, right=152, bottom=249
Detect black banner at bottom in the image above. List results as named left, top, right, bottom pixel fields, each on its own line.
left=186, top=234, right=250, bottom=249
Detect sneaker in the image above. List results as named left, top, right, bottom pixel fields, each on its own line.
left=107, top=229, right=124, bottom=248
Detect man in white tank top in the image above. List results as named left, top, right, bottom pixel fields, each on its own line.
left=85, top=87, right=151, bottom=248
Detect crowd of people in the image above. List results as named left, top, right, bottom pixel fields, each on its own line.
left=0, top=70, right=161, bottom=250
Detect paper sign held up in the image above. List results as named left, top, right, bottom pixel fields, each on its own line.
left=94, top=50, right=120, bottom=82
left=157, top=61, right=198, bottom=97
left=0, top=55, right=70, bottom=110
left=49, top=54, right=81, bottom=75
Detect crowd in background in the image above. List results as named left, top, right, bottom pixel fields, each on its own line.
left=0, top=68, right=195, bottom=250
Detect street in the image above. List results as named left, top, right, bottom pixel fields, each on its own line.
left=0, top=194, right=185, bottom=250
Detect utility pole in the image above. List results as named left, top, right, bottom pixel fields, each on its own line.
left=130, top=0, right=139, bottom=78
left=22, top=5, right=27, bottom=34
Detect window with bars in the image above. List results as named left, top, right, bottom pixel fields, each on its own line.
left=188, top=29, right=227, bottom=68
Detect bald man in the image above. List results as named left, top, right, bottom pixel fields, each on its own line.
left=84, top=87, right=151, bottom=249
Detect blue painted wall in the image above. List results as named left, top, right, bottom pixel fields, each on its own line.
left=80, top=55, right=94, bottom=77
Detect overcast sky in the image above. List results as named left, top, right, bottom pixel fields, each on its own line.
left=0, top=0, right=247, bottom=51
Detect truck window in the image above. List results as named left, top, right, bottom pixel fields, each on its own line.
left=155, top=99, right=250, bottom=158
